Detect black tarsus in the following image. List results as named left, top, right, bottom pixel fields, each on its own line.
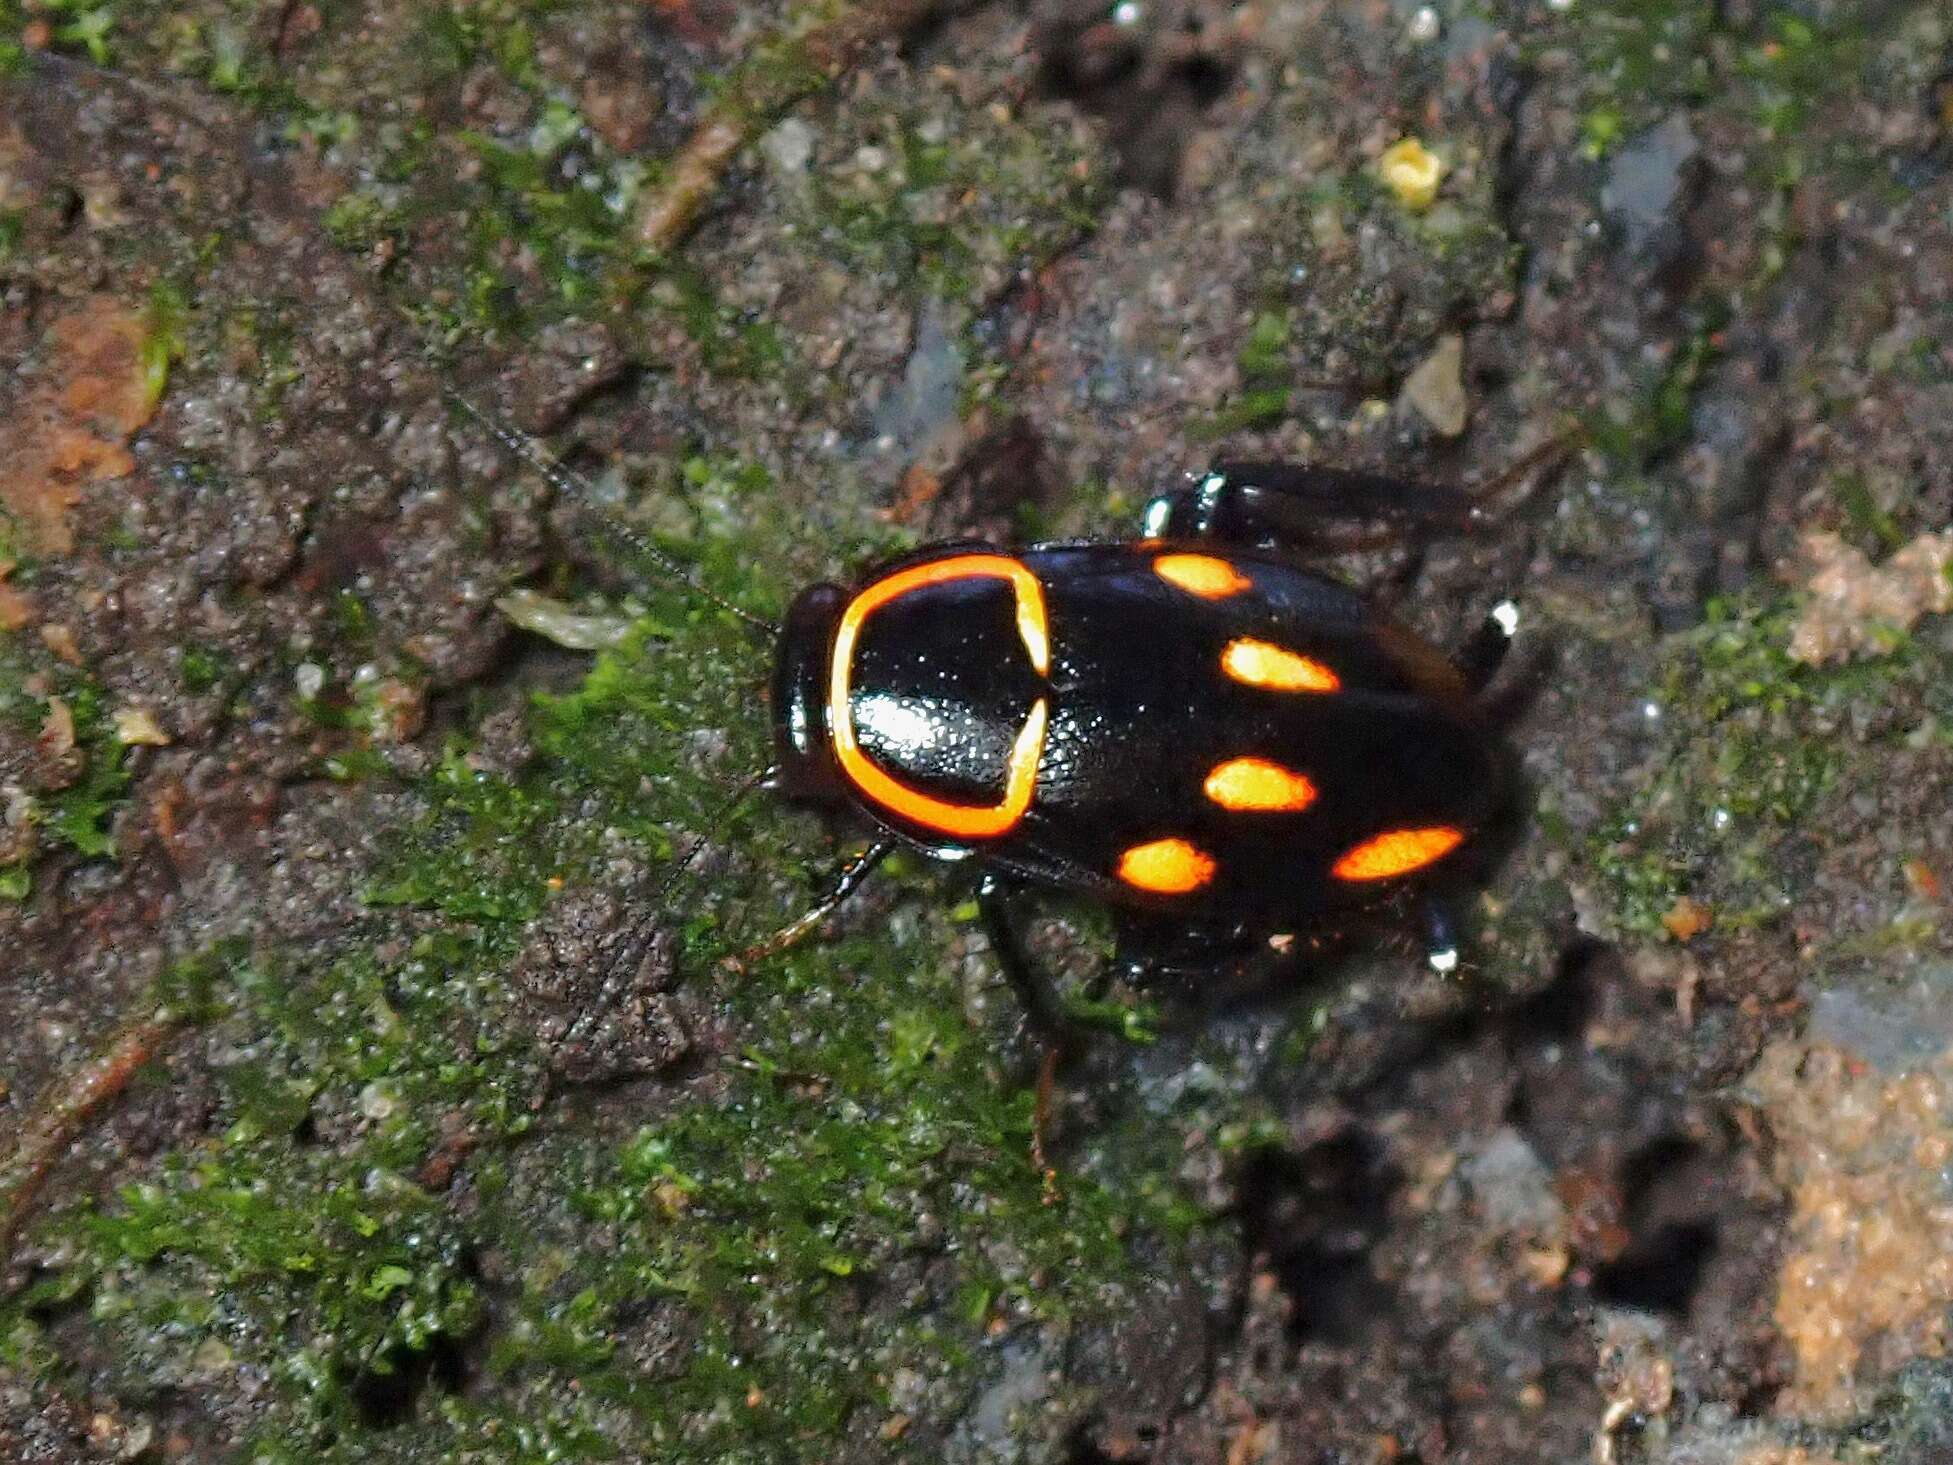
left=728, top=840, right=895, bottom=970
left=1457, top=598, right=1520, bottom=695
left=979, top=875, right=1083, bottom=1201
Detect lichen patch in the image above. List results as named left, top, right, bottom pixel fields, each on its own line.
left=1750, top=1034, right=1953, bottom=1419
left=0, top=296, right=156, bottom=557
left=1787, top=529, right=1953, bottom=665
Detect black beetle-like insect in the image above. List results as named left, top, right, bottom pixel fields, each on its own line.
left=455, top=398, right=1555, bottom=1037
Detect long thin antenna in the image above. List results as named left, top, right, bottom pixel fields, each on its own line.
left=652, top=763, right=779, bottom=907
left=444, top=390, right=780, bottom=636
left=558, top=762, right=779, bottom=1053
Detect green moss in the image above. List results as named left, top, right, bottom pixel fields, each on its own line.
left=8, top=496, right=1192, bottom=1455
left=1552, top=0, right=1719, bottom=160
left=707, top=4, right=843, bottom=125
left=6, top=511, right=1205, bottom=1456
left=450, top=122, right=649, bottom=321
left=10, top=931, right=541, bottom=1439
left=365, top=743, right=562, bottom=924
left=1555, top=0, right=1876, bottom=274
left=45, top=0, right=119, bottom=65
left=496, top=925, right=1188, bottom=1457
left=1582, top=594, right=1953, bottom=938
left=1196, top=309, right=1296, bottom=436
left=0, top=648, right=133, bottom=883
left=787, top=96, right=1106, bottom=310
left=321, top=189, right=405, bottom=256
left=659, top=268, right=792, bottom=381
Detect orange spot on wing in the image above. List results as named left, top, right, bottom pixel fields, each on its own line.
left=1154, top=553, right=1251, bottom=599
left=1221, top=638, right=1341, bottom=692
left=1117, top=837, right=1217, bottom=894
left=829, top=555, right=1049, bottom=839
left=1203, top=757, right=1319, bottom=812
left=1330, top=826, right=1465, bottom=882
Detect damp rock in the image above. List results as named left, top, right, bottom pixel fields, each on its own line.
left=1461, top=1127, right=1566, bottom=1238
left=1806, top=967, right=1953, bottom=1075
left=1748, top=1029, right=1953, bottom=1419
left=871, top=303, right=966, bottom=457
left=498, top=319, right=628, bottom=435
left=510, top=888, right=689, bottom=1083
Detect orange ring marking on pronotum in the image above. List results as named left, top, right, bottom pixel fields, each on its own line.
left=829, top=555, right=1050, bottom=839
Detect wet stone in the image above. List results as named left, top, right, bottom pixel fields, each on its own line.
left=509, top=887, right=690, bottom=1084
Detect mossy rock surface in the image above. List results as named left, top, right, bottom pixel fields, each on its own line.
left=5, top=0, right=1953, bottom=1459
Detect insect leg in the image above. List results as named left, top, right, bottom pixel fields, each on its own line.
left=726, top=841, right=893, bottom=970
left=1144, top=464, right=1474, bottom=544
left=1422, top=900, right=1462, bottom=976
left=977, top=875, right=1079, bottom=1041
left=1142, top=433, right=1576, bottom=550
left=979, top=874, right=1078, bottom=1199
left=1456, top=597, right=1521, bottom=694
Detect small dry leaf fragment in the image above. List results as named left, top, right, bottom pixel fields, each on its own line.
left=38, top=622, right=82, bottom=665
left=495, top=589, right=636, bottom=651
left=0, top=561, right=32, bottom=631
left=114, top=707, right=171, bottom=747
left=1904, top=859, right=1942, bottom=903
left=1401, top=333, right=1468, bottom=436
left=39, top=696, right=76, bottom=758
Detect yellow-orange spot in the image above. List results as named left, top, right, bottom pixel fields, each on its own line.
left=1221, top=638, right=1341, bottom=693
left=1203, top=757, right=1318, bottom=812
left=1154, top=553, right=1251, bottom=599
left=830, top=554, right=1050, bottom=839
left=1331, top=826, right=1465, bottom=882
left=1117, top=837, right=1217, bottom=894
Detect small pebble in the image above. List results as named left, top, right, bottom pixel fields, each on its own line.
left=1400, top=333, right=1469, bottom=436
left=760, top=118, right=815, bottom=177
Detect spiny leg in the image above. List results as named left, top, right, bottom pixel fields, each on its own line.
left=978, top=874, right=1081, bottom=1043
left=726, top=840, right=894, bottom=971
left=1142, top=431, right=1578, bottom=551
left=979, top=875, right=1084, bottom=1200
